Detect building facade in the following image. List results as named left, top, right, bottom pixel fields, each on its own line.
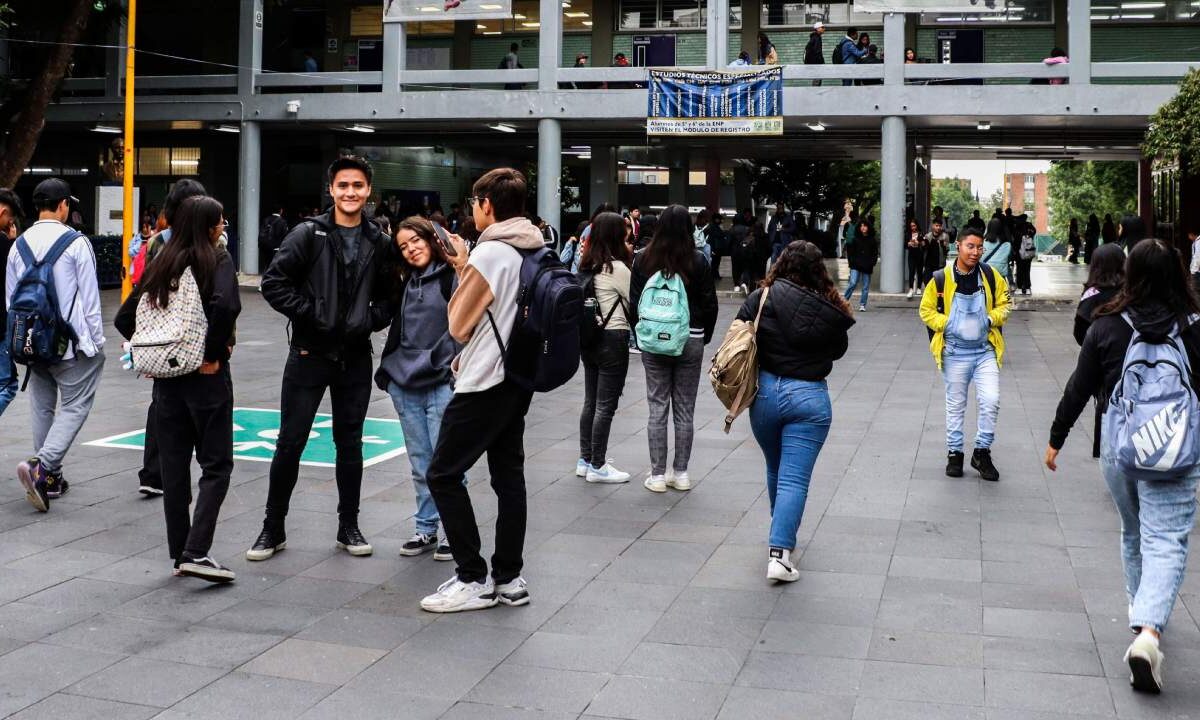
left=1004, top=172, right=1050, bottom=233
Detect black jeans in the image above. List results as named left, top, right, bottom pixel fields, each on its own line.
left=1015, top=257, right=1033, bottom=291
left=139, top=401, right=161, bottom=490
left=906, top=249, right=923, bottom=290
left=427, top=379, right=533, bottom=584
left=580, top=329, right=630, bottom=466
left=265, top=348, right=372, bottom=529
left=154, top=369, right=234, bottom=561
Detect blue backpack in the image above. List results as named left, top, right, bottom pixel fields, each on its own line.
left=635, top=270, right=691, bottom=357
left=7, top=229, right=82, bottom=371
left=1105, top=312, right=1200, bottom=479
left=487, top=246, right=583, bottom=392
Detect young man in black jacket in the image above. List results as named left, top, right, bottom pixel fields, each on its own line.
left=804, top=22, right=825, bottom=86
left=248, top=156, right=391, bottom=561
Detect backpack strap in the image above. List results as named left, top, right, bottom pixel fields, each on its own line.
left=12, top=229, right=79, bottom=269
left=933, top=269, right=946, bottom=315
left=980, top=264, right=998, bottom=306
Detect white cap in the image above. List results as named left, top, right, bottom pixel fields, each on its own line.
left=813, top=21, right=825, bottom=29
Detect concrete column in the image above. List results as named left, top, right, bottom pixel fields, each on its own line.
left=1053, top=0, right=1068, bottom=52
left=590, top=145, right=617, bottom=210
left=538, top=119, right=562, bottom=239
left=914, top=151, right=931, bottom=230
left=714, top=0, right=729, bottom=67
left=383, top=21, right=405, bottom=93
left=238, top=120, right=262, bottom=274
left=238, top=0, right=264, bottom=95
left=453, top=22, right=473, bottom=69
left=105, top=11, right=125, bottom=97
left=1138, top=157, right=1153, bottom=236
left=669, top=149, right=689, bottom=206
left=883, top=13, right=904, bottom=86
left=1067, top=0, right=1090, bottom=85
left=592, top=0, right=614, bottom=67
left=880, top=116, right=907, bottom=293
left=539, top=0, right=562, bottom=90
left=733, top=165, right=751, bottom=213
left=705, top=153, right=721, bottom=214
left=740, top=0, right=760, bottom=62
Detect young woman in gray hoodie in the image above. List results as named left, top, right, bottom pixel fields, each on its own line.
left=375, top=216, right=460, bottom=560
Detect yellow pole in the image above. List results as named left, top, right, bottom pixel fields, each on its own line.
left=120, top=0, right=136, bottom=300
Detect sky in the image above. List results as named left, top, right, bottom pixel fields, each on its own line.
left=931, top=159, right=1052, bottom=202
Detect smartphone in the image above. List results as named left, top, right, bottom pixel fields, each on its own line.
left=432, top=222, right=458, bottom=257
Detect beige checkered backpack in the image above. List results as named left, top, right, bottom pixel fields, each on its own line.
left=129, top=267, right=208, bottom=378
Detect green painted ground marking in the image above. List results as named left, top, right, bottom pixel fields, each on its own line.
left=86, top=407, right=406, bottom=468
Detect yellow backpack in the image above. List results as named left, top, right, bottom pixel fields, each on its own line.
left=709, top=287, right=770, bottom=433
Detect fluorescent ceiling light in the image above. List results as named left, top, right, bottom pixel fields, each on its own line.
left=419, top=6, right=441, bottom=11
left=1091, top=14, right=1111, bottom=18
left=91, top=124, right=121, bottom=134
left=479, top=3, right=502, bottom=7
left=807, top=122, right=825, bottom=131
left=346, top=124, right=376, bottom=133
left=565, top=11, right=589, bottom=16
left=488, top=123, right=517, bottom=133
left=170, top=120, right=204, bottom=130
left=977, top=120, right=992, bottom=131
left=1119, top=12, right=1155, bottom=16
left=212, top=124, right=240, bottom=133
left=1120, top=2, right=1164, bottom=7
left=513, top=13, right=526, bottom=18
left=521, top=21, right=540, bottom=26
left=582, top=20, right=592, bottom=25
left=483, top=30, right=501, bottom=34
left=477, top=23, right=487, bottom=28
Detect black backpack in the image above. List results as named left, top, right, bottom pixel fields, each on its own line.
left=577, top=270, right=625, bottom=351
left=831, top=40, right=844, bottom=65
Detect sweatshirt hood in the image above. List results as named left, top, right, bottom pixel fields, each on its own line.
left=477, top=216, right=547, bottom=251
left=1127, top=300, right=1180, bottom=342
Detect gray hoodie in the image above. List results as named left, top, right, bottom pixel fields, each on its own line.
left=375, top=259, right=460, bottom=391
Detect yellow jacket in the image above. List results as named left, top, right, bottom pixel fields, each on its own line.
left=919, top=263, right=1011, bottom=369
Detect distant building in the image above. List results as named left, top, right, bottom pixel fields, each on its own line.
left=1004, top=173, right=1049, bottom=234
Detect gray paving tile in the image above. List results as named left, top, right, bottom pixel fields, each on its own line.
left=644, top=611, right=765, bottom=652
left=587, top=675, right=728, bottom=720
left=983, top=637, right=1104, bottom=676
left=868, top=628, right=985, bottom=667
left=736, top=651, right=864, bottom=695
left=508, top=631, right=637, bottom=673
left=875, top=599, right=983, bottom=634
left=109, top=586, right=242, bottom=623
left=6, top=693, right=157, bottom=720
left=542, top=604, right=661, bottom=642
left=0, top=603, right=97, bottom=642
left=858, top=659, right=985, bottom=706
left=400, top=618, right=530, bottom=664
left=294, top=608, right=425, bottom=651
left=136, top=625, right=284, bottom=668
left=853, top=697, right=986, bottom=720
left=0, top=643, right=123, bottom=718
left=241, top=638, right=386, bottom=684
left=756, top=621, right=873, bottom=659
left=199, top=599, right=330, bottom=636
left=569, top=581, right=682, bottom=612
left=983, top=607, right=1096, bottom=644
left=65, top=656, right=226, bottom=708
left=43, top=613, right=181, bottom=655
left=298, top=688, right=452, bottom=720
left=19, top=577, right=149, bottom=612
left=619, top=642, right=745, bottom=684
left=442, top=703, right=576, bottom=720
left=465, top=663, right=609, bottom=714
left=168, top=671, right=335, bottom=720
left=717, top=686, right=855, bottom=720
left=985, top=670, right=1116, bottom=716
left=347, top=644, right=497, bottom=699
left=256, top=576, right=375, bottom=608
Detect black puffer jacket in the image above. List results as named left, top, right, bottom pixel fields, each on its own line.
left=737, top=279, right=855, bottom=380
left=848, top=231, right=878, bottom=274
left=1072, top=285, right=1119, bottom=346
left=261, top=211, right=391, bottom=355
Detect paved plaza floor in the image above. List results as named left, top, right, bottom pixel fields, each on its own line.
left=0, top=288, right=1198, bottom=719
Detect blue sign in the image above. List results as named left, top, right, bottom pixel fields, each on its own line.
left=647, top=67, right=783, bottom=136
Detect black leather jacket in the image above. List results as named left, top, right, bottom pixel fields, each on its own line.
left=261, top=211, right=391, bottom=356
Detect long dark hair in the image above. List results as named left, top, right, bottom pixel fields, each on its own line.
left=765, top=240, right=851, bottom=315
left=1084, top=243, right=1125, bottom=291
left=1097, top=238, right=1200, bottom=323
left=580, top=211, right=630, bottom=274
left=640, top=204, right=695, bottom=282
left=393, top=215, right=447, bottom=280
left=139, top=195, right=221, bottom=309
left=1119, top=214, right=1146, bottom=247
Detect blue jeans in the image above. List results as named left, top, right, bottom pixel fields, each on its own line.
left=388, top=381, right=454, bottom=536
left=844, top=269, right=870, bottom=307
left=942, top=342, right=999, bottom=452
left=0, top=336, right=15, bottom=417
left=1101, top=439, right=1198, bottom=633
left=749, top=371, right=832, bottom=550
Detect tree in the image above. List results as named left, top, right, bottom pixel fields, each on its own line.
left=931, top=178, right=984, bottom=228
left=0, top=0, right=95, bottom=187
left=1144, top=68, right=1200, bottom=175
left=740, top=159, right=881, bottom=221
left=1046, top=161, right=1136, bottom=239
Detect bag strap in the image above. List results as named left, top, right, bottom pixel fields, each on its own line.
left=598, top=296, right=623, bottom=331
left=933, top=269, right=946, bottom=315
left=486, top=310, right=507, bottom=357
left=982, top=241, right=1002, bottom=265
left=40, top=229, right=83, bottom=268
left=751, top=286, right=770, bottom=331
left=981, top=264, right=998, bottom=305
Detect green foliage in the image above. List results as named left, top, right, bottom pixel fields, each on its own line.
left=1046, top=161, right=1136, bottom=239
left=931, top=178, right=985, bottom=228
left=741, top=159, right=881, bottom=220
left=0, top=4, right=10, bottom=28
left=1144, top=68, right=1200, bottom=174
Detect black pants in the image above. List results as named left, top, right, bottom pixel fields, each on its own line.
left=906, top=250, right=924, bottom=290
left=711, top=250, right=723, bottom=279
left=1015, top=257, right=1033, bottom=291
left=265, top=348, right=372, bottom=529
left=580, top=330, right=630, bottom=466
left=427, top=379, right=533, bottom=584
left=139, top=401, right=161, bottom=490
left=154, top=369, right=234, bottom=561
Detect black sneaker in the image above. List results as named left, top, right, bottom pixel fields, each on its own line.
left=138, top=484, right=164, bottom=497
left=971, top=448, right=1000, bottom=481
left=45, top=470, right=68, bottom=499
left=399, top=532, right=437, bottom=557
left=433, top=544, right=454, bottom=562
left=945, top=451, right=964, bottom=478
left=178, top=555, right=236, bottom=583
left=16, top=457, right=49, bottom=512
left=336, top=526, right=373, bottom=557
left=245, top=524, right=287, bottom=561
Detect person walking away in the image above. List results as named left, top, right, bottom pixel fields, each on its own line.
left=924, top=217, right=950, bottom=289
left=758, top=32, right=778, bottom=64
left=750, top=220, right=771, bottom=286
left=1044, top=238, right=1200, bottom=694
left=843, top=219, right=877, bottom=311
left=259, top=207, right=289, bottom=272
left=1119, top=214, right=1147, bottom=252
left=729, top=209, right=751, bottom=293
left=115, top=196, right=241, bottom=582
left=905, top=219, right=925, bottom=298
left=376, top=216, right=461, bottom=561
left=1015, top=214, right=1036, bottom=295
left=1073, top=243, right=1125, bottom=459
left=501, top=42, right=524, bottom=90
left=705, top=212, right=729, bottom=281
left=631, top=204, right=719, bottom=493
left=767, top=207, right=795, bottom=264
left=6, top=179, right=106, bottom=511
left=982, top=225, right=1012, bottom=283
left=249, top=156, right=391, bottom=561
left=418, top=168, right=546, bottom=613
left=0, top=188, right=23, bottom=417
left=1101, top=213, right=1117, bottom=246
left=805, top=22, right=826, bottom=86
left=835, top=28, right=866, bottom=86
left=966, top=210, right=986, bottom=233
left=744, top=240, right=854, bottom=582
left=1068, top=217, right=1082, bottom=264
left=920, top=228, right=1010, bottom=481
left=693, top=209, right=712, bottom=264
left=576, top=212, right=633, bottom=483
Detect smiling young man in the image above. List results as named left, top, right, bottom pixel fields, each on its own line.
left=919, top=227, right=1011, bottom=481
left=250, top=156, right=391, bottom=561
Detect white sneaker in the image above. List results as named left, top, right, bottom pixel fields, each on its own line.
left=767, top=548, right=799, bottom=583
left=667, top=471, right=691, bottom=491
left=858, top=304, right=867, bottom=312
left=644, top=474, right=667, bottom=493
left=492, top=576, right=530, bottom=606
left=906, top=289, right=914, bottom=299
left=575, top=458, right=588, bottom=477
left=587, top=462, right=631, bottom=484
left=1125, top=632, right=1164, bottom=693
left=420, top=576, right=498, bottom=613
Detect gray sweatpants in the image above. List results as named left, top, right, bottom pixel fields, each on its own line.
left=642, top=336, right=704, bottom=476
left=28, top=352, right=106, bottom=472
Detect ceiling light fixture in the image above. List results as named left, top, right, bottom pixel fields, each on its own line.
left=91, top=124, right=122, bottom=134
left=488, top=123, right=517, bottom=133
left=483, top=30, right=502, bottom=34
left=346, top=124, right=376, bottom=133
left=807, top=122, right=825, bottom=131
left=521, top=21, right=540, bottom=26
left=565, top=11, right=589, bottom=16
left=212, top=124, right=240, bottom=133
left=582, top=20, right=592, bottom=25
left=977, top=120, right=992, bottom=131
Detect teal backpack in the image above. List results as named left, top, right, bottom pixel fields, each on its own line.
left=635, top=271, right=690, bottom=356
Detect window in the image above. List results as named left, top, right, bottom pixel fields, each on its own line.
left=137, top=147, right=201, bottom=177
left=618, top=0, right=742, bottom=30
left=474, top=0, right=597, bottom=34
left=762, top=1, right=874, bottom=27
left=1092, top=0, right=1198, bottom=22
left=921, top=0, right=1052, bottom=23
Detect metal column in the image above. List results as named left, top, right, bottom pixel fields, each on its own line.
left=880, top=116, right=907, bottom=293
left=539, top=0, right=562, bottom=91
left=669, top=150, right=689, bottom=206
left=238, top=0, right=263, bottom=95
left=383, top=21, right=405, bottom=93
left=238, top=120, right=262, bottom=275
left=538, top=119, right=562, bottom=239
left=714, top=0, right=728, bottom=67
left=590, top=145, right=617, bottom=210
left=883, top=13, right=904, bottom=86
left=1067, top=0, right=1090, bottom=85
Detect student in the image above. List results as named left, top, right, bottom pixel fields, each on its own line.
left=630, top=204, right=719, bottom=493
left=249, top=156, right=391, bottom=561
left=6, top=179, right=106, bottom=511
left=576, top=211, right=633, bottom=483
left=743, top=241, right=854, bottom=582
left=1045, top=239, right=1200, bottom=694
left=905, top=219, right=925, bottom=298
left=115, top=196, right=241, bottom=582
left=1073, top=243, right=1125, bottom=459
left=420, top=168, right=543, bottom=613
left=376, top=216, right=460, bottom=560
left=0, top=188, right=23, bottom=417
left=843, top=219, right=877, bottom=311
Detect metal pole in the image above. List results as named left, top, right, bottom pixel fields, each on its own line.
left=538, top=0, right=561, bottom=91
left=1067, top=0, right=1090, bottom=85
left=120, top=0, right=136, bottom=301
left=883, top=13, right=904, bottom=86
left=537, top=118, right=561, bottom=240
left=880, top=116, right=906, bottom=293
left=238, top=121, right=262, bottom=275
left=383, top=20, right=405, bottom=93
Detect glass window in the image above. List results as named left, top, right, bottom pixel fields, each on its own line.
left=472, top=0, right=597, bottom=34
left=921, top=0, right=1052, bottom=23
left=762, top=1, right=873, bottom=27
left=1092, top=0, right=1198, bottom=22
left=618, top=0, right=742, bottom=29
left=137, top=148, right=169, bottom=176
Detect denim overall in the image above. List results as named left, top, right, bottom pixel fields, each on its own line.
left=942, top=284, right=999, bottom=452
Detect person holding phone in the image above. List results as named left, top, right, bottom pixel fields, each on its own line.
left=376, top=216, right=461, bottom=559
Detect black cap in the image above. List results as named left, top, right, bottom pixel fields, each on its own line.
left=32, top=178, right=78, bottom=207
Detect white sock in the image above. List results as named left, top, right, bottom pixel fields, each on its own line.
left=1138, top=629, right=1160, bottom=647
left=769, top=548, right=791, bottom=565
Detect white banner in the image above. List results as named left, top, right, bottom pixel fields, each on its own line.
left=646, top=117, right=784, bottom=136
left=384, top=0, right=512, bottom=22
left=855, top=0, right=1009, bottom=12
